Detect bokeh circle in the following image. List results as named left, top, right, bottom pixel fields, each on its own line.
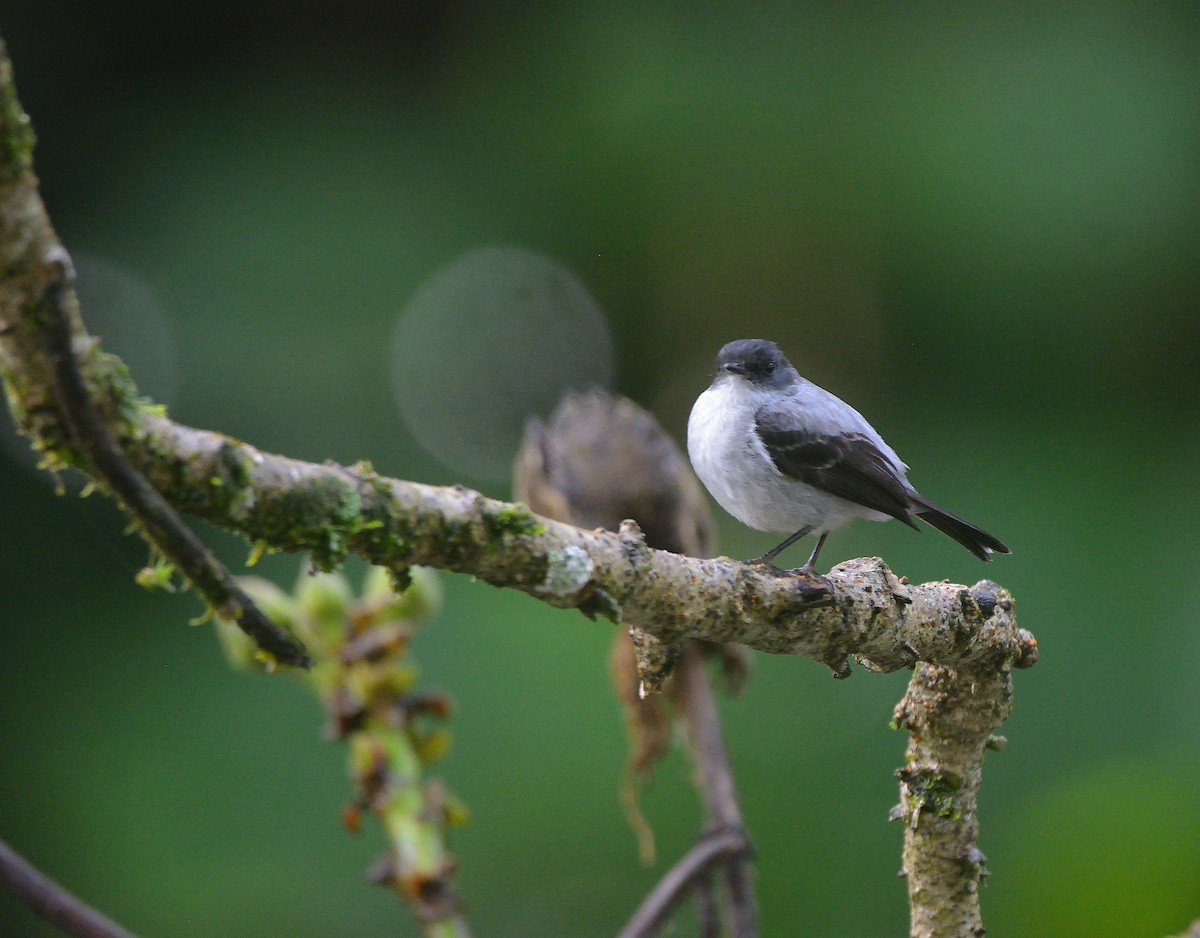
left=391, top=246, right=615, bottom=485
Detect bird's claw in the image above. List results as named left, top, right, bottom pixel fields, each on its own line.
left=782, top=564, right=824, bottom=580
left=784, top=566, right=835, bottom=603
left=743, top=558, right=834, bottom=600
left=743, top=556, right=790, bottom=576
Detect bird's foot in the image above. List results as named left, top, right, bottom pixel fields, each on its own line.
left=744, top=556, right=832, bottom=592
left=782, top=564, right=834, bottom=601
left=742, top=557, right=833, bottom=604
left=782, top=561, right=821, bottom=578
left=743, top=555, right=790, bottom=577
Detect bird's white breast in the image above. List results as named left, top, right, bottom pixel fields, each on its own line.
left=687, top=376, right=898, bottom=534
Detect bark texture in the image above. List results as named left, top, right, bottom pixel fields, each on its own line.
left=893, top=650, right=1018, bottom=937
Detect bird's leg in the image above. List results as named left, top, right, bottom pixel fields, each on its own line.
left=785, top=532, right=830, bottom=580
left=747, top=528, right=833, bottom=599
left=745, top=525, right=814, bottom=573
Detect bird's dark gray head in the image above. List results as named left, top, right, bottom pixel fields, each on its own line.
left=715, top=339, right=796, bottom=389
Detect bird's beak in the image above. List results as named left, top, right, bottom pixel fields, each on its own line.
left=721, top=362, right=747, bottom=376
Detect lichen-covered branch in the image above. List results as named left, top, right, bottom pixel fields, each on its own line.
left=891, top=641, right=1018, bottom=938
left=0, top=35, right=1034, bottom=681
left=8, top=367, right=1043, bottom=682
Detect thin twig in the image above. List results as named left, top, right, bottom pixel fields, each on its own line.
left=675, top=644, right=757, bottom=937
left=693, top=868, right=720, bottom=938
left=617, top=829, right=750, bottom=938
left=35, top=251, right=311, bottom=668
left=0, top=836, right=142, bottom=938
left=691, top=873, right=715, bottom=938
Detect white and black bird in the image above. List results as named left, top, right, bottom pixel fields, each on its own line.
left=687, top=338, right=1010, bottom=575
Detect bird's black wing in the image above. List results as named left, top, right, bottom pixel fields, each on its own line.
left=754, top=413, right=920, bottom=529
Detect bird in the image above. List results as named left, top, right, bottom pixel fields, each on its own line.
left=686, top=338, right=1010, bottom=576
left=514, top=389, right=713, bottom=558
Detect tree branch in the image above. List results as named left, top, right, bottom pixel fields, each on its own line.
left=0, top=40, right=1034, bottom=673
left=674, top=643, right=756, bottom=937
left=0, top=836, right=142, bottom=938
left=617, top=829, right=751, bottom=938
left=4, top=266, right=1037, bottom=677
left=891, top=653, right=1017, bottom=938
left=5, top=354, right=1044, bottom=679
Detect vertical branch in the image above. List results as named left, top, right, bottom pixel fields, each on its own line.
left=674, top=643, right=756, bottom=937
left=892, top=622, right=1021, bottom=938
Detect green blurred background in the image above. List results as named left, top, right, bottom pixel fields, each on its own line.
left=2, top=3, right=1198, bottom=936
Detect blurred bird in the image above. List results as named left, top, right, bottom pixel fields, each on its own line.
left=515, top=389, right=749, bottom=863
left=515, top=389, right=713, bottom=558
left=687, top=338, right=1010, bottom=575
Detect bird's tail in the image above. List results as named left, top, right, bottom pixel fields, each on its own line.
left=911, top=495, right=1011, bottom=562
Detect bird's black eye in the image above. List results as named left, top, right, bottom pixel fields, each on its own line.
left=763, top=360, right=776, bottom=375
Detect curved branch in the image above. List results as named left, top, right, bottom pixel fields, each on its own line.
left=38, top=250, right=311, bottom=666
left=101, top=410, right=1043, bottom=680
left=210, top=440, right=1035, bottom=679
left=617, top=829, right=750, bottom=938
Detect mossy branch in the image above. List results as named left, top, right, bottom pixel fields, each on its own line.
left=891, top=662, right=1014, bottom=937
left=0, top=34, right=1035, bottom=686
left=16, top=368, right=1040, bottom=680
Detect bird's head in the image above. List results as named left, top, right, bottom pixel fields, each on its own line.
left=715, top=339, right=795, bottom=389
